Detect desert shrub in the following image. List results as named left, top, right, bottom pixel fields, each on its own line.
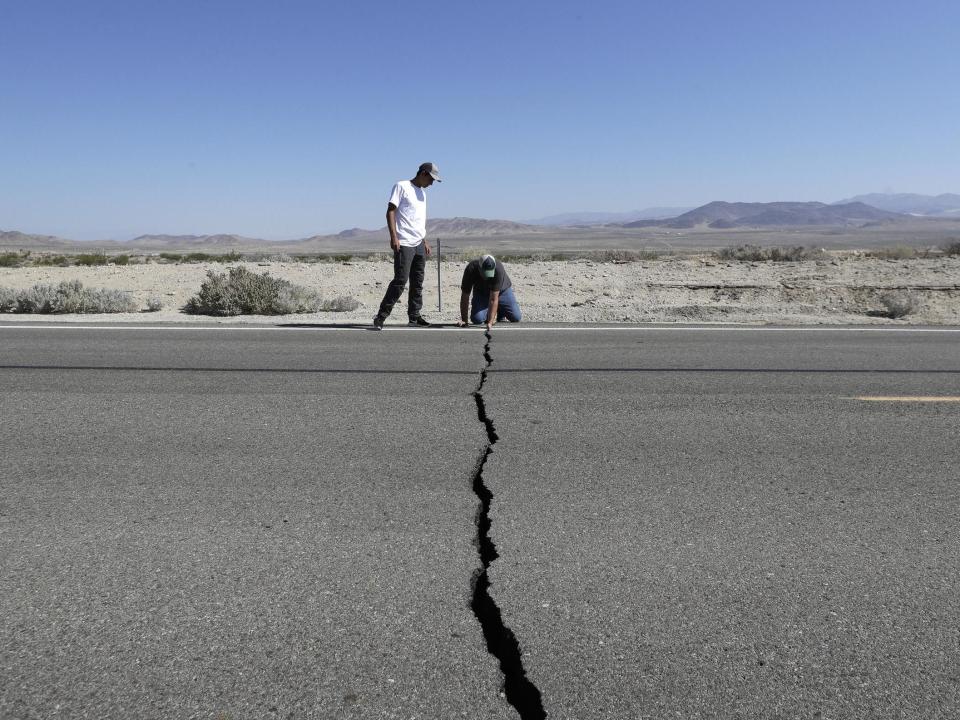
left=8, top=280, right=138, bottom=313
left=34, top=254, right=72, bottom=266
left=879, top=291, right=920, bottom=319
left=112, top=254, right=130, bottom=265
left=14, top=283, right=63, bottom=312
left=586, top=249, right=659, bottom=262
left=157, top=251, right=242, bottom=263
left=716, top=245, right=822, bottom=262
left=447, top=246, right=486, bottom=262
left=867, top=246, right=917, bottom=260
left=0, top=251, right=29, bottom=267
left=74, top=252, right=110, bottom=266
left=146, top=296, right=164, bottom=312
left=318, top=295, right=360, bottom=312
left=496, top=254, right=533, bottom=264
left=0, top=287, right=16, bottom=312
left=941, top=240, right=960, bottom=257
left=184, top=266, right=322, bottom=315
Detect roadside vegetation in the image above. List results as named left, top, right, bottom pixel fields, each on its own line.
left=864, top=246, right=928, bottom=260
left=942, top=240, right=960, bottom=257
left=714, top=245, right=828, bottom=262
left=4, top=245, right=959, bottom=268
left=0, top=250, right=249, bottom=267
left=74, top=252, right=112, bottom=266
left=0, top=251, right=30, bottom=267
left=156, top=251, right=244, bottom=263
left=0, top=280, right=139, bottom=313
left=184, top=266, right=356, bottom=315
left=877, top=291, right=921, bottom=319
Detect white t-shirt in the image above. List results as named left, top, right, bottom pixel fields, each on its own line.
left=388, top=180, right=427, bottom=247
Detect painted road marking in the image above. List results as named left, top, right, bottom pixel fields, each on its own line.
left=2, top=325, right=960, bottom=333
left=851, top=396, right=960, bottom=402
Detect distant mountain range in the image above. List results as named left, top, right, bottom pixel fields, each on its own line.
left=3, top=194, right=959, bottom=251
left=0, top=230, right=73, bottom=248
left=0, top=218, right=549, bottom=252
left=833, top=193, right=960, bottom=217
left=526, top=207, right=695, bottom=226
left=128, top=233, right=265, bottom=247
left=297, top=217, right=547, bottom=246
left=619, top=201, right=904, bottom=229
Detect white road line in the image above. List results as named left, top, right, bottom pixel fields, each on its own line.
left=1, top=324, right=960, bottom=333
left=849, top=396, right=960, bottom=402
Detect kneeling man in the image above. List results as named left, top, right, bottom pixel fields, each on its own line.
left=457, top=254, right=522, bottom=330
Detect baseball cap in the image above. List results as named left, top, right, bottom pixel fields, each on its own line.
left=419, top=162, right=442, bottom=182
left=481, top=254, right=496, bottom=278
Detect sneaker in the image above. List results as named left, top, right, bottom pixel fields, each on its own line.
left=408, top=316, right=431, bottom=327
left=372, top=316, right=384, bottom=331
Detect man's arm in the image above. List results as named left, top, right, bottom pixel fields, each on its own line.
left=486, top=290, right=500, bottom=330
left=386, top=204, right=399, bottom=251
left=458, top=290, right=470, bottom=326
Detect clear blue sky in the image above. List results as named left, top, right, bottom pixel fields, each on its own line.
left=2, top=0, right=958, bottom=240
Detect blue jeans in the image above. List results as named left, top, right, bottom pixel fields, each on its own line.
left=470, top=287, right=522, bottom=324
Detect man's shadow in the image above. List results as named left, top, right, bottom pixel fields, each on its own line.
left=278, top=323, right=467, bottom=330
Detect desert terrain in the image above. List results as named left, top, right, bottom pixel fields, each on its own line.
left=2, top=253, right=959, bottom=325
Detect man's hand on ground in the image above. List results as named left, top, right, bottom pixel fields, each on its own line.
left=457, top=319, right=469, bottom=328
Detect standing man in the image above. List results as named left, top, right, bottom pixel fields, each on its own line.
left=372, top=162, right=441, bottom=330
left=457, top=254, right=522, bottom=330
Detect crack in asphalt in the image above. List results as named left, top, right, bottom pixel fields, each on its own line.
left=469, top=330, right=547, bottom=720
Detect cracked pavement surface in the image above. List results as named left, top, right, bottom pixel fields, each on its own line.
left=2, top=324, right=960, bottom=719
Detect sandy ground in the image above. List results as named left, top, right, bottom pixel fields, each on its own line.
left=2, top=256, right=960, bottom=325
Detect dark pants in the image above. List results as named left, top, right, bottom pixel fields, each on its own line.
left=376, top=241, right=426, bottom=321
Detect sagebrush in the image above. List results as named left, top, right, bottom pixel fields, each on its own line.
left=716, top=245, right=825, bottom=262
left=319, top=295, right=360, bottom=312
left=878, top=291, right=920, bottom=319
left=184, top=266, right=325, bottom=315
left=1, top=280, right=139, bottom=313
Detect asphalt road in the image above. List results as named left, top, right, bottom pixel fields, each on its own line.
left=2, top=324, right=959, bottom=719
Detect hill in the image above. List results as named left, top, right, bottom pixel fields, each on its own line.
left=0, top=230, right=74, bottom=249
left=833, top=193, right=960, bottom=217
left=526, top=207, right=695, bottom=226
left=621, top=201, right=905, bottom=229
left=129, top=233, right=261, bottom=247
left=425, top=217, right=545, bottom=235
